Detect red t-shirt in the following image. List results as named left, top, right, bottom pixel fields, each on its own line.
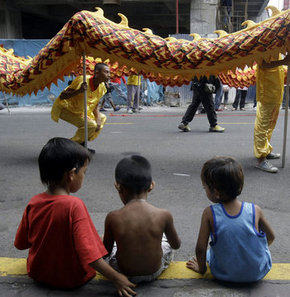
left=14, top=193, right=107, bottom=288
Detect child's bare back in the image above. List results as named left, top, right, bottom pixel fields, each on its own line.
left=104, top=199, right=180, bottom=276
left=104, top=155, right=181, bottom=279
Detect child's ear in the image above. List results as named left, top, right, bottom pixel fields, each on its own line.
left=213, top=188, right=220, bottom=199
left=68, top=168, right=77, bottom=181
left=114, top=182, right=121, bottom=192
left=148, top=181, right=155, bottom=192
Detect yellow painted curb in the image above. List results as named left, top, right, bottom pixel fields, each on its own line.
left=0, top=257, right=27, bottom=276
left=1, top=258, right=290, bottom=281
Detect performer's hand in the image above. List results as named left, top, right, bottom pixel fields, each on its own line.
left=96, top=124, right=101, bottom=132
left=79, top=82, right=88, bottom=92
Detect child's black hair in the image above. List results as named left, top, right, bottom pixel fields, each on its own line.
left=38, top=137, right=91, bottom=187
left=115, top=155, right=152, bottom=195
left=201, top=156, right=244, bottom=200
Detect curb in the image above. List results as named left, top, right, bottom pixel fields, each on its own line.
left=1, top=258, right=290, bottom=281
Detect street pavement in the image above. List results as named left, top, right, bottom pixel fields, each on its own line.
left=0, top=104, right=290, bottom=296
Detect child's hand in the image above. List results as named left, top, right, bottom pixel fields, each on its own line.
left=186, top=257, right=202, bottom=273
left=89, top=258, right=136, bottom=296
left=114, top=273, right=136, bottom=297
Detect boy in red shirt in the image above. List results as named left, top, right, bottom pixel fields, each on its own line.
left=14, top=137, right=136, bottom=296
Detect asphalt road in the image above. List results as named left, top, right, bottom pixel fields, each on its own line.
left=0, top=105, right=289, bottom=296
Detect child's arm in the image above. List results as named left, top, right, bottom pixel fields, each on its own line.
left=255, top=205, right=275, bottom=246
left=89, top=258, right=136, bottom=297
left=14, top=208, right=31, bottom=250
left=164, top=211, right=181, bottom=250
left=103, top=213, right=115, bottom=254
left=186, top=207, right=211, bottom=274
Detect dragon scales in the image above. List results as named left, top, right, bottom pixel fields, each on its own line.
left=0, top=6, right=289, bottom=96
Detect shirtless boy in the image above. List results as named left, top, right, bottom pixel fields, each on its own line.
left=103, top=155, right=181, bottom=283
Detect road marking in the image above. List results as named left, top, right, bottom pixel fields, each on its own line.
left=106, top=122, right=254, bottom=125
left=0, top=258, right=289, bottom=280
left=173, top=173, right=191, bottom=177
left=218, top=122, right=255, bottom=125
left=105, top=122, right=133, bottom=125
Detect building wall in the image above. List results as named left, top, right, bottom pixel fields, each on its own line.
left=0, top=0, right=22, bottom=38
left=190, top=0, right=219, bottom=35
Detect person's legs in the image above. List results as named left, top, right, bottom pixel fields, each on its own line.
left=88, top=113, right=107, bottom=141
left=59, top=109, right=88, bottom=144
left=223, top=91, right=229, bottom=105
left=60, top=109, right=106, bottom=144
left=178, top=92, right=202, bottom=132
left=254, top=101, right=280, bottom=173
left=202, top=93, right=225, bottom=132
left=239, top=90, right=247, bottom=110
left=127, top=84, right=134, bottom=112
left=214, top=86, right=223, bottom=110
left=132, top=85, right=140, bottom=111
left=232, top=89, right=240, bottom=109
left=202, top=93, right=217, bottom=127
left=181, top=91, right=202, bottom=125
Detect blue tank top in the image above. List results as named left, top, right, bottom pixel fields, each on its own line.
left=206, top=202, right=272, bottom=282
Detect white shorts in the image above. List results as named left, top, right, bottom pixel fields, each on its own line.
left=105, top=234, right=173, bottom=283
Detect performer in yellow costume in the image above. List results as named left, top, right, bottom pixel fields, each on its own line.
left=51, top=63, right=110, bottom=153
left=254, top=54, right=290, bottom=173
left=127, top=74, right=141, bottom=113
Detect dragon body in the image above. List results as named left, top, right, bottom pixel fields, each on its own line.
left=0, top=6, right=289, bottom=96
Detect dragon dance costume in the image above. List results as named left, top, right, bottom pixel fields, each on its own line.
left=51, top=75, right=107, bottom=144
left=254, top=57, right=285, bottom=159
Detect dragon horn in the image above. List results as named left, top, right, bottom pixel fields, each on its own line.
left=265, top=6, right=281, bottom=16
left=142, top=28, right=154, bottom=35
left=165, top=37, right=177, bottom=41
left=214, top=30, right=228, bottom=37
left=241, top=20, right=257, bottom=28
left=94, top=7, right=104, bottom=17
left=118, top=13, right=129, bottom=27
left=189, top=33, right=201, bottom=41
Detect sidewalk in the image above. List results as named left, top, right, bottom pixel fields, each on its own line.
left=1, top=257, right=290, bottom=297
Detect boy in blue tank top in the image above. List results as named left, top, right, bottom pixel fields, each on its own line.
left=187, top=156, right=275, bottom=282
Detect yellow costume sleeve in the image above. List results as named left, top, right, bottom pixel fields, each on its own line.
left=52, top=77, right=107, bottom=120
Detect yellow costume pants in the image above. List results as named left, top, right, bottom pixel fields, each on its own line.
left=254, top=101, right=280, bottom=159
left=59, top=109, right=107, bottom=144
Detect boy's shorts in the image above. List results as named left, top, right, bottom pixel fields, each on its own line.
left=105, top=234, right=173, bottom=283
